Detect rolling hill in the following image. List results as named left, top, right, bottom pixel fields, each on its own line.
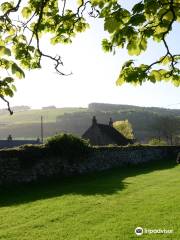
left=0, top=103, right=179, bottom=142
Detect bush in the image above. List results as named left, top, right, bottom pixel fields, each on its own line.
left=148, top=138, right=167, bottom=146
left=45, top=134, right=90, bottom=159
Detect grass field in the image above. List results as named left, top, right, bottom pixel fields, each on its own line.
left=0, top=108, right=87, bottom=124
left=0, top=160, right=179, bottom=240
left=0, top=108, right=87, bottom=139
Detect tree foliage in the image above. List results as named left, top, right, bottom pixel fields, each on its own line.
left=113, top=120, right=134, bottom=139
left=0, top=0, right=180, bottom=113
left=46, top=133, right=90, bottom=158
left=148, top=138, right=167, bottom=146
left=152, top=115, right=180, bottom=144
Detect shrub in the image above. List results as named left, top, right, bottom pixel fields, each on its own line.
left=45, top=134, right=90, bottom=159
left=148, top=138, right=167, bottom=146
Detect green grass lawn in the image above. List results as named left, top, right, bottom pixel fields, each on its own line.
left=0, top=160, right=179, bottom=240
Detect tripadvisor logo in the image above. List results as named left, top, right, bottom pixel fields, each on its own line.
left=135, top=227, right=143, bottom=236
left=135, top=227, right=173, bottom=236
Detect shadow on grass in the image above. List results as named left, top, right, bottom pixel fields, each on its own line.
left=0, top=159, right=177, bottom=207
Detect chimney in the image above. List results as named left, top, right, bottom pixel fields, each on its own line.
left=92, top=116, right=97, bottom=126
left=109, top=117, right=113, bottom=127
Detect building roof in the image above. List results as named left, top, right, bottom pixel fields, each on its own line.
left=97, top=123, right=131, bottom=145
left=82, top=116, right=133, bottom=146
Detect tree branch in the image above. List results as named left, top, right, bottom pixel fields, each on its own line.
left=0, top=95, right=13, bottom=115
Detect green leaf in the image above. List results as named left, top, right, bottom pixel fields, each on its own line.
left=132, top=3, right=144, bottom=14
left=1, top=2, right=13, bottom=12
left=121, top=60, right=134, bottom=70
left=4, top=88, right=13, bottom=97
left=159, top=56, right=171, bottom=65
left=0, top=58, right=11, bottom=69
left=102, top=39, right=112, bottom=52
left=127, top=39, right=141, bottom=55
left=11, top=84, right=17, bottom=91
left=129, top=14, right=146, bottom=26
left=22, top=7, right=32, bottom=19
left=139, top=37, right=147, bottom=51
left=11, top=63, right=25, bottom=79
left=150, top=70, right=162, bottom=81
left=104, top=17, right=120, bottom=33
left=0, top=46, right=11, bottom=56
left=77, top=0, right=83, bottom=5
left=3, top=77, right=14, bottom=83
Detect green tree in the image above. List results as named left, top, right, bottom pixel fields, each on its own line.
left=148, top=138, right=167, bottom=146
left=113, top=120, right=134, bottom=139
left=152, top=115, right=180, bottom=145
left=0, top=0, right=180, bottom=113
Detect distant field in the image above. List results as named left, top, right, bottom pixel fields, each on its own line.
left=0, top=160, right=179, bottom=240
left=0, top=108, right=87, bottom=124
left=0, top=122, right=63, bottom=139
left=0, top=108, right=87, bottom=139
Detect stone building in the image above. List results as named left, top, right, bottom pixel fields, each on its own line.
left=82, top=116, right=133, bottom=146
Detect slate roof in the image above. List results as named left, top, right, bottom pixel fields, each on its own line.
left=82, top=116, right=133, bottom=146
left=97, top=123, right=131, bottom=145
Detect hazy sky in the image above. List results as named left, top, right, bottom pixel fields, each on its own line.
left=2, top=1, right=180, bottom=109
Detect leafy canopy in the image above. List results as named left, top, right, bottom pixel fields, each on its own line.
left=0, top=0, right=180, bottom=113
left=113, top=120, right=134, bottom=139
left=148, top=138, right=167, bottom=146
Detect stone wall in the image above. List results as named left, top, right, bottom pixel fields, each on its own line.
left=0, top=140, right=41, bottom=149
left=0, top=145, right=179, bottom=186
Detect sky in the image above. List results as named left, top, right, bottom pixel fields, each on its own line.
left=1, top=1, right=180, bottom=109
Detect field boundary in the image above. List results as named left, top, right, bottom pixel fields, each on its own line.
left=0, top=145, right=179, bottom=186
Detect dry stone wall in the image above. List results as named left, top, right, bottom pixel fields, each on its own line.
left=0, top=145, right=179, bottom=186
